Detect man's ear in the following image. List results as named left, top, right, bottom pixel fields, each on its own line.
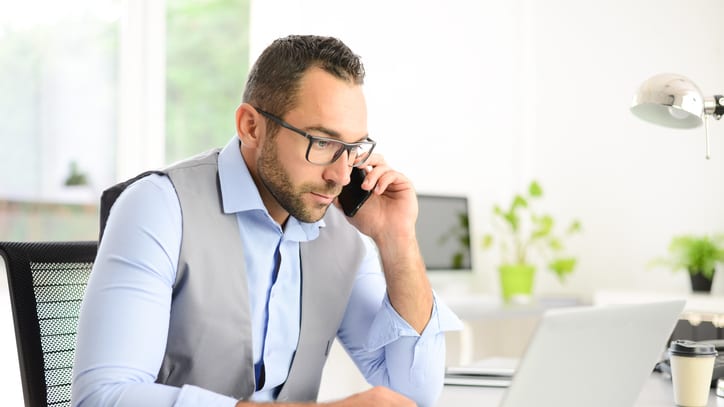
left=235, top=103, right=262, bottom=148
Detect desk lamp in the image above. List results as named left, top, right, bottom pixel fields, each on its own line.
left=630, top=73, right=724, bottom=158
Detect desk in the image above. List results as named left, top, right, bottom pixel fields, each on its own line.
left=438, top=373, right=722, bottom=406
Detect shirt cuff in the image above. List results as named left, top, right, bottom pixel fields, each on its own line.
left=365, top=291, right=463, bottom=351
left=175, top=385, right=239, bottom=407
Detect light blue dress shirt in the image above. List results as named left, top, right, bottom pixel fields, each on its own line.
left=72, top=137, right=462, bottom=407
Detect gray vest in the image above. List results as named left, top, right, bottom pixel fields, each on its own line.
left=99, top=148, right=365, bottom=401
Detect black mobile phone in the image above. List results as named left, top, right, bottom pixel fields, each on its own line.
left=338, top=167, right=372, bottom=217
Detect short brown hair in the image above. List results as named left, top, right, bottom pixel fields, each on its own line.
left=242, top=35, right=365, bottom=123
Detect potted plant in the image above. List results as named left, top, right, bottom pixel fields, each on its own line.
left=482, top=181, right=582, bottom=303
left=650, top=235, right=724, bottom=292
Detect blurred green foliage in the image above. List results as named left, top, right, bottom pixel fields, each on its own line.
left=650, top=235, right=724, bottom=280
left=0, top=1, right=249, bottom=241
left=0, top=201, right=99, bottom=241
left=482, top=180, right=582, bottom=282
left=438, top=212, right=471, bottom=269
left=165, top=0, right=250, bottom=163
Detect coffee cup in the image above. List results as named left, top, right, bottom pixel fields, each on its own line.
left=669, top=340, right=717, bottom=407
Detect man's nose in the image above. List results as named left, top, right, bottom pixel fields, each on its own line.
left=324, top=150, right=352, bottom=186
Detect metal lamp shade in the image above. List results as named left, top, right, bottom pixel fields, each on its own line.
left=630, top=73, right=704, bottom=129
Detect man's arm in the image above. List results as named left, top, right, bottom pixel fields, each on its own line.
left=341, top=155, right=433, bottom=332
left=335, top=156, right=463, bottom=407
left=334, top=236, right=462, bottom=407
left=72, top=175, right=239, bottom=407
left=374, top=231, right=432, bottom=332
left=236, top=386, right=415, bottom=407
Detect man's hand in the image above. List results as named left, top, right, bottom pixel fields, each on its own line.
left=235, top=386, right=415, bottom=407
left=339, top=154, right=417, bottom=243
left=335, top=154, right=433, bottom=333
left=326, top=386, right=417, bottom=407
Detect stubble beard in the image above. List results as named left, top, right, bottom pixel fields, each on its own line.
left=257, top=137, right=338, bottom=223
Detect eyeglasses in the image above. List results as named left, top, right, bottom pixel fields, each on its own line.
left=255, top=107, right=376, bottom=168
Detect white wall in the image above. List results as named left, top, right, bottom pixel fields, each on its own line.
left=249, top=0, right=724, bottom=300
left=519, top=0, right=724, bottom=297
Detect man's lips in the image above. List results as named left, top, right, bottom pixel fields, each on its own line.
left=309, top=191, right=337, bottom=204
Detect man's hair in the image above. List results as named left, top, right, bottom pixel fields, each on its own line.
left=242, top=35, right=365, bottom=123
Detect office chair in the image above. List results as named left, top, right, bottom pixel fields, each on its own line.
left=1, top=241, right=97, bottom=407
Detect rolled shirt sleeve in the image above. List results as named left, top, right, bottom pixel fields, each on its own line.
left=337, top=237, right=463, bottom=407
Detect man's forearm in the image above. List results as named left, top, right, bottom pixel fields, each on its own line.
left=375, top=232, right=434, bottom=333
left=235, top=386, right=416, bottom=407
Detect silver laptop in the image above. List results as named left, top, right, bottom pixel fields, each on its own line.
left=495, top=300, right=685, bottom=407
left=445, top=300, right=686, bottom=405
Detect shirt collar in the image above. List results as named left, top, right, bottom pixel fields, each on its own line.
left=217, top=136, right=325, bottom=240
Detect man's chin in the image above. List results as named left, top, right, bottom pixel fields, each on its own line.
left=296, top=203, right=332, bottom=224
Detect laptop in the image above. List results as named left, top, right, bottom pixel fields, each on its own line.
left=447, top=300, right=686, bottom=407
left=445, top=357, right=517, bottom=387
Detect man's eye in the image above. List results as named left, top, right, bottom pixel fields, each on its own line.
left=312, top=138, right=333, bottom=149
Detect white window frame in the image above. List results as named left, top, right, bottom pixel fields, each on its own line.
left=117, top=0, right=167, bottom=181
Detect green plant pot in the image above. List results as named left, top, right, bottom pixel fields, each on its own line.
left=499, top=264, right=535, bottom=303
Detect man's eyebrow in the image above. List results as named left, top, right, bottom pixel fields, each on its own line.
left=304, top=125, right=369, bottom=143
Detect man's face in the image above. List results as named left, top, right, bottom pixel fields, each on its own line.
left=257, top=67, right=368, bottom=223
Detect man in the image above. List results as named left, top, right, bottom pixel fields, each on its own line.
left=72, top=35, right=460, bottom=407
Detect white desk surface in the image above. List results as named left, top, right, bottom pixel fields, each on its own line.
left=439, top=373, right=722, bottom=406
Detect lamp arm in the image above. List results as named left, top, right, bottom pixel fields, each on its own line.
left=705, top=95, right=724, bottom=120
left=705, top=114, right=711, bottom=160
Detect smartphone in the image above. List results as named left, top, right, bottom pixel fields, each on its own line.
left=338, top=167, right=373, bottom=217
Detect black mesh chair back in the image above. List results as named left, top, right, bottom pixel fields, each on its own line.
left=1, top=241, right=97, bottom=407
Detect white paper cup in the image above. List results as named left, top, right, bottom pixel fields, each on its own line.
left=670, top=340, right=717, bottom=407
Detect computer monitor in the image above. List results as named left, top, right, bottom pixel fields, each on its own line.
left=416, top=194, right=472, bottom=272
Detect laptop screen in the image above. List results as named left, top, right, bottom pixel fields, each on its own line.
left=416, top=194, right=472, bottom=272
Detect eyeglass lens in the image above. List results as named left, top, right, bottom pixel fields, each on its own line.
left=254, top=106, right=374, bottom=167
left=307, top=138, right=373, bottom=167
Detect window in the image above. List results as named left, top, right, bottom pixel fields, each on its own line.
left=165, top=0, right=250, bottom=163
left=0, top=0, right=250, bottom=241
left=0, top=1, right=120, bottom=204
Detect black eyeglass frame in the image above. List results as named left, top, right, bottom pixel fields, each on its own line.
left=254, top=107, right=376, bottom=168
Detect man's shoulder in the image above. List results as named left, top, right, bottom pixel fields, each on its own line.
left=164, top=148, right=222, bottom=172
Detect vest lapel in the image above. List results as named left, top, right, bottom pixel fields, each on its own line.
left=277, top=208, right=366, bottom=402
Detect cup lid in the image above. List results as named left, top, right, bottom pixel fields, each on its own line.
left=669, top=339, right=718, bottom=357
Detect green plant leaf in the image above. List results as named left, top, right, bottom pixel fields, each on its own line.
left=689, top=266, right=716, bottom=280
left=482, top=234, right=494, bottom=249
left=654, top=235, right=724, bottom=278
left=494, top=205, right=504, bottom=216
left=529, top=181, right=543, bottom=197
left=549, top=257, right=577, bottom=282
left=458, top=213, right=469, bottom=228
left=503, top=212, right=519, bottom=231
left=461, top=235, right=470, bottom=247
left=548, top=237, right=563, bottom=251
left=567, top=220, right=582, bottom=234
left=483, top=180, right=581, bottom=284
left=532, top=214, right=553, bottom=239
left=511, top=195, right=528, bottom=210
left=452, top=252, right=463, bottom=269
left=64, top=161, right=88, bottom=186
